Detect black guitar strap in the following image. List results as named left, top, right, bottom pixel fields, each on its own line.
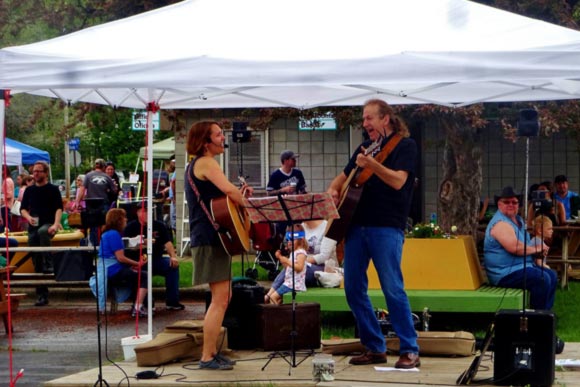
left=186, top=159, right=220, bottom=232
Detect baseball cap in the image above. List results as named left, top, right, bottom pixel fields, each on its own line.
left=94, top=158, right=106, bottom=169
left=280, top=150, right=299, bottom=162
left=555, top=175, right=568, bottom=183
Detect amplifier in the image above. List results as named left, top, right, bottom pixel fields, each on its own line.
left=256, top=302, right=321, bottom=351
left=493, top=309, right=555, bottom=386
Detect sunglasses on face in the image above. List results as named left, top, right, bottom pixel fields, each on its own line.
left=501, top=200, right=519, bottom=205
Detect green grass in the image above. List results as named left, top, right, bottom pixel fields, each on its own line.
left=161, top=260, right=580, bottom=342
left=151, top=259, right=271, bottom=287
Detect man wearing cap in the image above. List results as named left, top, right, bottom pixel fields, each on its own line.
left=76, top=158, right=117, bottom=245
left=554, top=175, right=578, bottom=219
left=76, top=158, right=117, bottom=210
left=124, top=202, right=184, bottom=310
left=484, top=186, right=557, bottom=310
left=266, top=150, right=307, bottom=196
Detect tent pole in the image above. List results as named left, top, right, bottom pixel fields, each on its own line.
left=0, top=91, right=6, bottom=195
left=145, top=103, right=156, bottom=338
left=64, top=103, right=71, bottom=199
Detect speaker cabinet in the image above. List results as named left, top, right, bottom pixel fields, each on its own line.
left=517, top=108, right=540, bottom=137
left=494, top=309, right=555, bottom=386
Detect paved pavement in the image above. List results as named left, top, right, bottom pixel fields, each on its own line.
left=1, top=287, right=209, bottom=387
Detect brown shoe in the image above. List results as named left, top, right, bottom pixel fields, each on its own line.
left=395, top=353, right=420, bottom=369
left=349, top=351, right=387, bottom=365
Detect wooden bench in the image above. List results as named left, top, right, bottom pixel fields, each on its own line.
left=283, top=285, right=527, bottom=313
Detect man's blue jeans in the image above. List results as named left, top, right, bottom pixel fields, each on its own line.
left=344, top=226, right=418, bottom=355
left=498, top=266, right=557, bottom=310
left=152, top=257, right=180, bottom=305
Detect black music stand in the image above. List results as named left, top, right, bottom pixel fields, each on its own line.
left=82, top=198, right=109, bottom=387
left=244, top=193, right=338, bottom=373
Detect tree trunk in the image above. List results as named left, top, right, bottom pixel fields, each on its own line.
left=438, top=117, right=482, bottom=239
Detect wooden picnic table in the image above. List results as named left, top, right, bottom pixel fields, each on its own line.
left=550, top=223, right=580, bottom=289
left=7, top=229, right=86, bottom=273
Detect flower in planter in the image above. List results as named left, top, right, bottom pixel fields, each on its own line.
left=407, top=223, right=457, bottom=239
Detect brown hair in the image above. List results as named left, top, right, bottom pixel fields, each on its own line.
left=33, top=161, right=50, bottom=173
left=104, top=208, right=126, bottom=233
left=186, top=120, right=220, bottom=157
left=364, top=98, right=410, bottom=138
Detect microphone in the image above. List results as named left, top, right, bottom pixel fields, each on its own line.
left=223, top=143, right=229, bottom=149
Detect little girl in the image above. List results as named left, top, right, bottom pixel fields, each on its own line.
left=265, top=225, right=309, bottom=304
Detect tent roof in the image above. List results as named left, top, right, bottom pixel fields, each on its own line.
left=139, top=137, right=175, bottom=160
left=2, top=143, right=21, bottom=166
left=5, top=138, right=50, bottom=164
left=1, top=0, right=580, bottom=109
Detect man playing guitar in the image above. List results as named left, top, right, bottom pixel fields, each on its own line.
left=326, top=99, right=420, bottom=369
left=184, top=120, right=253, bottom=371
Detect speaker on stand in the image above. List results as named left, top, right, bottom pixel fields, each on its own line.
left=493, top=109, right=555, bottom=387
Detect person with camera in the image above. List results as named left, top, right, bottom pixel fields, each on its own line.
left=526, top=182, right=566, bottom=228
left=483, top=186, right=557, bottom=310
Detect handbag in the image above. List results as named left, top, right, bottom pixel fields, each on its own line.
left=10, top=200, right=21, bottom=216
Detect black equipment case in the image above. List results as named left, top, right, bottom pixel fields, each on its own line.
left=256, top=302, right=321, bottom=351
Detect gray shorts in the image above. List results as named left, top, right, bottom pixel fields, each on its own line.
left=190, top=244, right=231, bottom=286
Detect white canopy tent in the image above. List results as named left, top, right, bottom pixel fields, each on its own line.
left=2, top=0, right=580, bottom=335
left=1, top=0, right=580, bottom=109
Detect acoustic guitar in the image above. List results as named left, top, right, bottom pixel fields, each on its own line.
left=325, top=140, right=381, bottom=243
left=325, top=134, right=403, bottom=243
left=210, top=177, right=251, bottom=256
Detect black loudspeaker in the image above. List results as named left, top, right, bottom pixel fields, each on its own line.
left=205, top=280, right=264, bottom=349
left=517, top=108, right=540, bottom=137
left=232, top=121, right=251, bottom=143
left=494, top=309, right=555, bottom=387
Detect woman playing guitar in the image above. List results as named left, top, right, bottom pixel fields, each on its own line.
left=184, top=121, right=253, bottom=370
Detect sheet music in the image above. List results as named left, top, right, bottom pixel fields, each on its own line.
left=244, top=193, right=339, bottom=223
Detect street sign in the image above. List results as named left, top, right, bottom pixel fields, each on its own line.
left=69, top=150, right=81, bottom=167
left=132, top=111, right=160, bottom=131
left=68, top=137, right=80, bottom=151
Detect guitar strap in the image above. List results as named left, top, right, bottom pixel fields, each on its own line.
left=186, top=160, right=220, bottom=232
left=354, top=133, right=403, bottom=187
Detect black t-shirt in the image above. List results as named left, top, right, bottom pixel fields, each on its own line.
left=267, top=168, right=307, bottom=194
left=21, top=183, right=63, bottom=226
left=184, top=159, right=224, bottom=247
left=124, top=219, right=171, bottom=261
left=345, top=134, right=417, bottom=230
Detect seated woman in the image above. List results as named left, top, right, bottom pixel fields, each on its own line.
left=93, top=208, right=148, bottom=317
left=484, top=186, right=558, bottom=310
left=265, top=224, right=309, bottom=305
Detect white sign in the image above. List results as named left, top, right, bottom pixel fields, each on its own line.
left=298, top=116, right=337, bottom=130
left=69, top=150, right=81, bottom=167
left=132, top=111, right=160, bottom=131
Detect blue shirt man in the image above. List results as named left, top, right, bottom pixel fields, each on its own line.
left=554, top=175, right=579, bottom=219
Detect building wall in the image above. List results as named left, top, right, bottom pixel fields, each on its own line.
left=175, top=110, right=580, bottom=255
left=423, top=124, right=580, bottom=222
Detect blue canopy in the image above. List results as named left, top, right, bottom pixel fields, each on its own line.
left=5, top=138, right=50, bottom=164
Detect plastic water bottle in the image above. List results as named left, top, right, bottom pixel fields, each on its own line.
left=430, top=212, right=437, bottom=225
left=61, top=212, right=69, bottom=230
